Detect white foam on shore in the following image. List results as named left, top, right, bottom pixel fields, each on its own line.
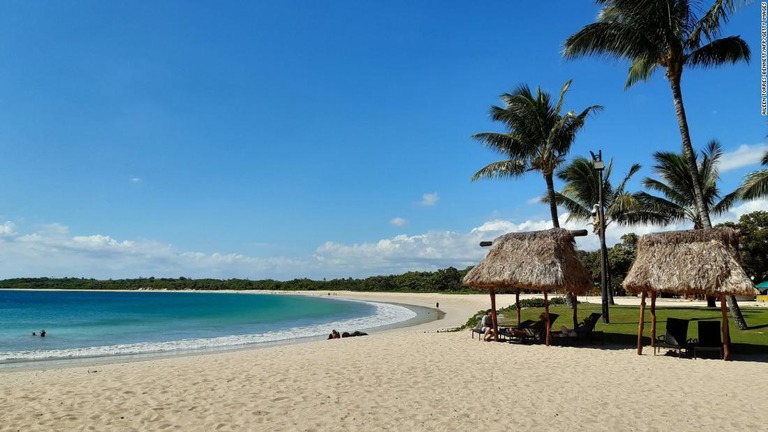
left=0, top=300, right=417, bottom=363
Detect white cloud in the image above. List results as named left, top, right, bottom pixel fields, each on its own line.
left=130, top=177, right=142, bottom=183
left=0, top=205, right=760, bottom=281
left=389, top=217, right=408, bottom=227
left=0, top=221, right=16, bottom=236
left=719, top=144, right=768, bottom=172
left=420, top=192, right=439, bottom=206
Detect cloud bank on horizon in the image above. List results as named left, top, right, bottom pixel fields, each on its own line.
left=1, top=196, right=764, bottom=282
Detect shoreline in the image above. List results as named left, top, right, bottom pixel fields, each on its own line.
left=0, top=290, right=436, bottom=370
left=3, top=292, right=768, bottom=431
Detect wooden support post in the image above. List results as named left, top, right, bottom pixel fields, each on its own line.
left=650, top=290, right=657, bottom=351
left=516, top=288, right=521, bottom=326
left=637, top=290, right=647, bottom=355
left=572, top=293, right=578, bottom=329
left=721, top=295, right=730, bottom=361
left=544, top=290, right=551, bottom=346
left=490, top=289, right=498, bottom=342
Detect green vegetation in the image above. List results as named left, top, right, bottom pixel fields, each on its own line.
left=487, top=303, right=768, bottom=355
left=0, top=267, right=474, bottom=293
left=718, top=211, right=768, bottom=283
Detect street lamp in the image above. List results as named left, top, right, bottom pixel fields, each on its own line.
left=590, top=150, right=610, bottom=324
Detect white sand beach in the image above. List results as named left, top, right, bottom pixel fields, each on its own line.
left=2, top=292, right=767, bottom=431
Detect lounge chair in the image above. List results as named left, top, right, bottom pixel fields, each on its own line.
left=575, top=312, right=603, bottom=345
left=654, top=317, right=691, bottom=357
left=509, top=314, right=560, bottom=344
left=692, top=320, right=723, bottom=359
left=498, top=320, right=535, bottom=340
left=556, top=313, right=603, bottom=345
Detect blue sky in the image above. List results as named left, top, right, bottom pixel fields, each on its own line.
left=0, top=1, right=765, bottom=280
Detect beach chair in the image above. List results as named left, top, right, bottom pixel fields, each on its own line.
left=555, top=313, right=603, bottom=345
left=654, top=317, right=691, bottom=357
left=692, top=320, right=723, bottom=359
left=470, top=320, right=484, bottom=340
left=574, top=312, right=603, bottom=345
left=498, top=320, right=535, bottom=341
left=511, top=314, right=560, bottom=344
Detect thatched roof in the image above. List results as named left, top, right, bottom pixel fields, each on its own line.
left=622, top=228, right=756, bottom=296
left=463, top=228, right=591, bottom=294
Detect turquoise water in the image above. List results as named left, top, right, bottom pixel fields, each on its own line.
left=0, top=290, right=416, bottom=364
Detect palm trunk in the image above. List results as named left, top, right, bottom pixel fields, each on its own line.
left=668, top=74, right=712, bottom=229
left=668, top=74, right=749, bottom=328
left=728, top=296, right=748, bottom=330
left=544, top=173, right=560, bottom=228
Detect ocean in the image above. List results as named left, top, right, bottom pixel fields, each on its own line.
left=0, top=290, right=417, bottom=364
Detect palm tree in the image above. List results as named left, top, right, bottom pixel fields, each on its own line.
left=739, top=151, right=768, bottom=199
left=637, top=139, right=747, bottom=327
left=636, top=140, right=739, bottom=228
left=472, top=80, right=602, bottom=227
left=563, top=0, right=750, bottom=229
left=551, top=157, right=668, bottom=228
left=550, top=157, right=665, bottom=307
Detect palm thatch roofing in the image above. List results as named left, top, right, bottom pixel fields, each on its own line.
left=463, top=228, right=591, bottom=294
left=622, top=228, right=756, bottom=297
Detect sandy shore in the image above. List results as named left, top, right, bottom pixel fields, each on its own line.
left=2, top=292, right=767, bottom=431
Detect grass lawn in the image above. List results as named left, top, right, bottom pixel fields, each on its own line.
left=492, top=302, right=768, bottom=356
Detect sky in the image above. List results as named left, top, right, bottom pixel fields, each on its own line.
left=0, top=1, right=765, bottom=281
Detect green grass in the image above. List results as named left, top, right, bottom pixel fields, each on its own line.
left=491, top=303, right=768, bottom=356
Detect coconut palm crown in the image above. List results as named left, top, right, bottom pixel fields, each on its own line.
left=636, top=139, right=739, bottom=229
left=550, top=157, right=668, bottom=228
left=472, top=80, right=602, bottom=228
left=738, top=151, right=768, bottom=199
left=563, top=0, right=750, bottom=229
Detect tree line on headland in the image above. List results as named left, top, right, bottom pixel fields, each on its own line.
left=2, top=211, right=764, bottom=295
left=0, top=267, right=471, bottom=293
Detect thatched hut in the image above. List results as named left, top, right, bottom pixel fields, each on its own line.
left=463, top=228, right=592, bottom=345
left=622, top=228, right=755, bottom=360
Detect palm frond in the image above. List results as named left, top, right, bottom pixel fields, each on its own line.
left=712, top=189, right=740, bottom=215
left=625, top=57, right=658, bottom=88
left=563, top=21, right=660, bottom=61
left=687, top=0, right=741, bottom=48
left=471, top=160, right=528, bottom=181
left=739, top=169, right=768, bottom=199
left=686, top=36, right=751, bottom=67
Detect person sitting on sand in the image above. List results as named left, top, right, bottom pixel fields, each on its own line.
left=481, top=309, right=495, bottom=342
left=328, top=330, right=341, bottom=339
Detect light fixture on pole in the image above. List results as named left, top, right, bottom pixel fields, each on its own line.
left=590, top=150, right=610, bottom=324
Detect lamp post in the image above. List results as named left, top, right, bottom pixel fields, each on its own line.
left=590, top=150, right=610, bottom=324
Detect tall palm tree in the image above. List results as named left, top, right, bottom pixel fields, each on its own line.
left=739, top=151, right=768, bottom=199
left=636, top=140, right=739, bottom=228
left=563, top=0, right=750, bottom=229
left=551, top=157, right=668, bottom=228
left=638, top=139, right=747, bottom=327
left=472, top=80, right=602, bottom=227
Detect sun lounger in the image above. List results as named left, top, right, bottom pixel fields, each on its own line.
left=508, top=314, right=560, bottom=344
left=498, top=320, right=535, bottom=341
left=654, top=317, right=691, bottom=357
left=555, top=313, right=603, bottom=345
